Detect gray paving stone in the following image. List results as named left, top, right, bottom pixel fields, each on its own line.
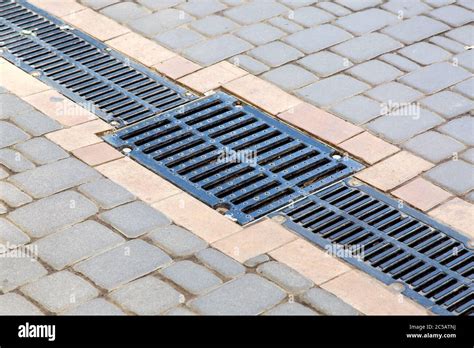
left=178, top=0, right=227, bottom=17
left=335, top=0, right=382, bottom=11
left=429, top=5, right=473, bottom=26
left=425, top=160, right=474, bottom=194
left=0, top=94, right=32, bottom=120
left=161, top=260, right=222, bottom=295
left=429, top=36, right=466, bottom=53
left=183, top=34, right=252, bottom=66
left=425, top=0, right=455, bottom=6
left=280, top=0, right=318, bottom=8
left=404, top=131, right=466, bottom=162
left=80, top=0, right=120, bottom=10
left=100, top=2, right=150, bottom=24
left=165, top=306, right=196, bottom=315
left=465, top=191, right=474, bottom=203
left=284, top=25, right=353, bottom=54
left=154, top=28, right=204, bottom=51
left=453, top=77, right=474, bottom=99
left=348, top=60, right=403, bottom=84
left=296, top=74, right=370, bottom=107
left=365, top=81, right=423, bottom=105
left=317, top=1, right=352, bottom=16
left=249, top=41, right=303, bottom=67
left=380, top=53, right=420, bottom=72
left=0, top=218, right=30, bottom=246
left=244, top=254, right=270, bottom=268
left=195, top=248, right=245, bottom=278
left=262, top=64, right=317, bottom=90
left=400, top=62, right=471, bottom=94
left=99, top=201, right=170, bottom=238
left=330, top=95, right=382, bottom=124
left=21, top=271, right=99, bottom=313
left=297, top=51, right=352, bottom=77
left=398, top=42, right=451, bottom=65
left=264, top=302, right=317, bottom=315
left=34, top=220, right=125, bottom=270
left=78, top=178, right=135, bottom=209
left=336, top=8, right=398, bottom=35
left=235, top=23, right=285, bottom=45
left=461, top=148, right=474, bottom=164
left=458, top=0, right=474, bottom=10
left=445, top=25, right=474, bottom=46
left=0, top=181, right=32, bottom=208
left=454, top=50, right=474, bottom=72
left=0, top=149, right=35, bottom=172
left=110, top=276, right=183, bottom=314
left=0, top=202, right=7, bottom=215
left=0, top=121, right=30, bottom=148
left=63, top=298, right=124, bottom=315
left=128, top=9, right=193, bottom=37
left=439, top=116, right=474, bottom=146
left=268, top=16, right=303, bottom=33
left=189, top=274, right=286, bottom=315
left=149, top=225, right=207, bottom=257
left=420, top=91, right=474, bottom=119
left=382, top=15, right=450, bottom=44
left=224, top=1, right=288, bottom=24
left=230, top=55, right=269, bottom=74
left=0, top=257, right=47, bottom=293
left=367, top=107, right=443, bottom=143
left=14, top=138, right=68, bottom=165
left=0, top=293, right=43, bottom=315
left=0, top=167, right=7, bottom=180
left=7, top=191, right=98, bottom=238
left=137, top=0, right=185, bottom=11
left=9, top=158, right=101, bottom=199
left=302, top=287, right=360, bottom=315
left=189, top=15, right=238, bottom=36
left=257, top=261, right=313, bottom=293
left=291, top=6, right=335, bottom=26
left=381, top=0, right=432, bottom=18
left=74, top=239, right=172, bottom=290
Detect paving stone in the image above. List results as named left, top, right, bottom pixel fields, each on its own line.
left=262, top=64, right=317, bottom=90
left=280, top=0, right=318, bottom=8
left=149, top=225, right=207, bottom=257
left=9, top=158, right=101, bottom=199
left=425, top=160, right=474, bottom=194
left=291, top=6, right=335, bottom=26
left=331, top=33, right=403, bottom=63
left=7, top=191, right=98, bottom=238
left=398, top=42, right=451, bottom=65
left=284, top=25, right=353, bottom=54
left=154, top=28, right=204, bottom=51
left=63, top=298, right=125, bottom=315
left=14, top=138, right=68, bottom=165
left=0, top=94, right=33, bottom=120
left=439, top=116, right=474, bottom=146
left=404, top=131, right=466, bottom=162
left=340, top=131, right=400, bottom=164
left=0, top=149, right=35, bottom=172
left=317, top=1, right=352, bottom=16
left=0, top=167, right=8, bottom=180
left=34, top=220, right=125, bottom=270
left=249, top=41, right=303, bottom=67
left=445, top=25, right=474, bottom=46
left=297, top=51, right=352, bottom=77
left=0, top=218, right=30, bottom=247
left=0, top=181, right=32, bottom=208
left=330, top=95, right=382, bottom=124
left=78, top=178, right=135, bottom=209
left=454, top=50, right=474, bottom=72
left=257, top=261, right=313, bottom=293
left=429, top=36, right=466, bottom=53
left=161, top=260, right=222, bottom=295
left=195, top=248, right=245, bottom=278
left=458, top=0, right=474, bottom=10
left=348, top=60, right=403, bottom=84
left=224, top=1, right=288, bottom=24
left=81, top=0, right=119, bottom=9
left=189, top=274, right=286, bottom=315
left=0, top=121, right=30, bottom=148
left=336, top=8, right=398, bottom=35
left=465, top=191, right=474, bottom=203
left=21, top=271, right=98, bottom=313
left=165, top=306, right=196, bottom=315
left=110, top=276, right=183, bottom=314
left=420, top=91, right=474, bottom=119
left=244, top=254, right=270, bottom=268
left=268, top=16, right=303, bottom=33
left=230, top=55, right=269, bottom=74
left=183, top=34, right=252, bottom=66
left=381, top=15, right=450, bottom=44
left=453, top=77, right=474, bottom=99
left=100, top=2, right=150, bottom=24
left=429, top=197, right=473, bottom=238
left=296, top=74, right=370, bottom=107
left=367, top=107, right=443, bottom=143
left=0, top=293, right=43, bottom=315
left=429, top=5, right=473, bottom=26
left=235, top=23, right=285, bottom=45
left=99, top=201, right=170, bottom=238
left=128, top=9, right=193, bottom=37
left=335, top=0, right=382, bottom=11
left=461, top=149, right=474, bottom=164
left=301, top=287, right=360, bottom=315
left=75, top=239, right=171, bottom=290
left=178, top=0, right=227, bottom=17
left=393, top=177, right=452, bottom=211
left=425, top=0, right=455, bottom=6
left=0, top=257, right=47, bottom=293
left=189, top=15, right=238, bottom=36
left=380, top=53, right=420, bottom=72
left=382, top=0, right=431, bottom=18
left=137, top=0, right=185, bottom=11
left=0, top=202, right=7, bottom=215
left=265, top=302, right=317, bottom=315
left=365, top=81, right=423, bottom=105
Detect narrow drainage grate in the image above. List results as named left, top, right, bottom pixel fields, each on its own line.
left=270, top=178, right=473, bottom=316
left=104, top=92, right=364, bottom=225
left=0, top=0, right=196, bottom=127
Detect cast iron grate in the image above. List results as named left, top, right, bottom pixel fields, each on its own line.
left=104, top=92, right=364, bottom=224
left=271, top=178, right=473, bottom=316
left=0, top=0, right=196, bottom=127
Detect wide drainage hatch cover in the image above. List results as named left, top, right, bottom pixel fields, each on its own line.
left=104, top=92, right=364, bottom=225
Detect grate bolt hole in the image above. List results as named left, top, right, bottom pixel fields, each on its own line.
left=30, top=71, right=41, bottom=77
left=389, top=282, right=405, bottom=293
left=110, top=120, right=120, bottom=127
left=122, top=147, right=132, bottom=154
left=272, top=215, right=287, bottom=224
left=348, top=178, right=362, bottom=187
left=215, top=203, right=230, bottom=215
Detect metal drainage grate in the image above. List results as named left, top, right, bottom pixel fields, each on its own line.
left=271, top=178, right=473, bottom=316
left=0, top=0, right=196, bottom=127
left=104, top=92, right=364, bottom=225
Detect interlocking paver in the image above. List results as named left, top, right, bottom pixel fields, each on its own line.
left=301, top=287, right=361, bottom=315
left=0, top=94, right=33, bottom=119
left=137, top=0, right=184, bottom=11
left=318, top=1, right=351, bottom=16
left=74, top=239, right=172, bottom=290
left=335, top=8, right=398, bottom=35
left=0, top=202, right=7, bottom=214
left=0, top=257, right=47, bottom=293
left=420, top=91, right=474, bottom=119
left=381, top=15, right=450, bottom=44
left=0, top=218, right=30, bottom=246
left=392, top=177, right=452, bottom=211
left=280, top=0, right=318, bottom=8
left=0, top=182, right=32, bottom=208
left=445, top=25, right=474, bottom=46
left=161, top=260, right=223, bottom=295
left=379, top=53, right=420, bottom=72
left=365, top=81, right=423, bottom=105
left=149, top=225, right=208, bottom=257
left=461, top=149, right=474, bottom=164
left=381, top=0, right=431, bottom=18
left=439, top=116, right=474, bottom=146
left=398, top=42, right=451, bottom=65
left=34, top=220, right=125, bottom=270
left=425, top=0, right=455, bottom=7
left=231, top=55, right=269, bottom=74
left=0, top=293, right=43, bottom=315
left=0, top=167, right=7, bottom=180
left=78, top=178, right=135, bottom=209
left=72, top=142, right=123, bottom=167
left=339, top=131, right=399, bottom=164
left=284, top=25, right=353, bottom=54
left=224, top=1, right=288, bottom=24
left=0, top=149, right=35, bottom=172
left=268, top=16, right=303, bottom=33
left=9, top=158, right=101, bottom=198
left=128, top=9, right=193, bottom=37
left=189, top=15, right=238, bottom=36
left=291, top=6, right=335, bottom=26
left=429, top=5, right=473, bottom=26
left=429, top=198, right=474, bottom=238
left=297, top=51, right=352, bottom=77
left=178, top=0, right=227, bottom=17
left=0, top=121, right=30, bottom=149
left=14, top=138, right=69, bottom=165
left=100, top=2, right=150, bottom=24
left=453, top=77, right=474, bottom=99
left=348, top=60, right=403, bottom=85
left=249, top=41, right=303, bottom=67
left=458, top=0, right=474, bottom=10
left=262, top=64, right=317, bottom=90
left=110, top=276, right=183, bottom=314
left=330, top=95, right=382, bottom=125
left=429, top=36, right=465, bottom=53
left=81, top=0, right=120, bottom=10
left=425, top=160, right=474, bottom=194
left=244, top=254, right=270, bottom=268
left=189, top=274, right=286, bottom=315
left=63, top=298, right=124, bottom=315
left=257, top=261, right=313, bottom=293
left=454, top=50, right=474, bottom=72
left=235, top=23, right=285, bottom=45
left=264, top=302, right=317, bottom=315
left=165, top=306, right=196, bottom=315
left=404, top=131, right=466, bottom=163
left=195, top=248, right=246, bottom=278
left=335, top=0, right=382, bottom=11
left=154, top=28, right=205, bottom=51
left=7, top=190, right=98, bottom=238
